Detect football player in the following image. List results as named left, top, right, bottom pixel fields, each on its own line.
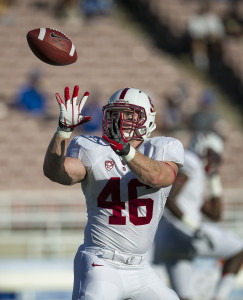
left=43, top=86, right=184, bottom=300
left=153, top=131, right=243, bottom=300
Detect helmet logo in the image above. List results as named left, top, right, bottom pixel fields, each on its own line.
left=148, top=96, right=155, bottom=113
left=105, top=160, right=114, bottom=171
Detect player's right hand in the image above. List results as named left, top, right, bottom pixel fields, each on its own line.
left=56, top=85, right=91, bottom=131
left=102, top=116, right=130, bottom=156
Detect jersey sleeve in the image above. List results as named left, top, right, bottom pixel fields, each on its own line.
left=154, top=138, right=184, bottom=167
left=66, top=136, right=82, bottom=159
left=66, top=136, right=98, bottom=171
left=180, top=150, right=200, bottom=177
left=66, top=136, right=88, bottom=165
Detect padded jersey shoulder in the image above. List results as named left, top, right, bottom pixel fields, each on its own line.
left=147, top=136, right=182, bottom=146
left=139, top=136, right=185, bottom=166
left=67, top=135, right=112, bottom=161
left=70, top=135, right=108, bottom=149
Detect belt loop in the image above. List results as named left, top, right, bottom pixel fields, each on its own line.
left=112, top=250, right=117, bottom=260
left=126, top=256, right=137, bottom=265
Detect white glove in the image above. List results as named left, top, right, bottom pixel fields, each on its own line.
left=181, top=214, right=200, bottom=231
left=56, top=85, right=91, bottom=138
left=208, top=174, right=223, bottom=198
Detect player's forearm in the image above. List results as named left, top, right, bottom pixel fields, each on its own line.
left=201, top=174, right=222, bottom=221
left=43, top=133, right=72, bottom=185
left=166, top=197, right=183, bottom=219
left=201, top=197, right=222, bottom=221
left=127, top=150, right=176, bottom=188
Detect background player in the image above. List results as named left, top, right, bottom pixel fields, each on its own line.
left=153, top=131, right=243, bottom=300
left=43, top=86, right=184, bottom=300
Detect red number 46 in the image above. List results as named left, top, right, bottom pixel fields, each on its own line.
left=98, top=177, right=154, bottom=226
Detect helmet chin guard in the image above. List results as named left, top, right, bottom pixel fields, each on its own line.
left=102, top=88, right=156, bottom=141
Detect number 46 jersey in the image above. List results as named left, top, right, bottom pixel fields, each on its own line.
left=67, top=135, right=184, bottom=256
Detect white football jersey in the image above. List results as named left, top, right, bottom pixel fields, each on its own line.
left=67, top=135, right=184, bottom=255
left=164, top=149, right=205, bottom=232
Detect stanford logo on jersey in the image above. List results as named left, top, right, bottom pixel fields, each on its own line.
left=105, top=160, right=114, bottom=171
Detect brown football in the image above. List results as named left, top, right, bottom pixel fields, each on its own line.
left=26, top=28, right=78, bottom=66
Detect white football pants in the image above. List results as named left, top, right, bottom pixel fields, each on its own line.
left=72, top=245, right=179, bottom=300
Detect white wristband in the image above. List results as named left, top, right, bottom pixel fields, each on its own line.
left=122, top=146, right=136, bottom=163
left=209, top=174, right=223, bottom=198
left=181, top=214, right=199, bottom=231
left=56, top=126, right=72, bottom=139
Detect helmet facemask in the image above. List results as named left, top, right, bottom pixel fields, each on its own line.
left=102, top=102, right=147, bottom=141
left=204, top=148, right=222, bottom=174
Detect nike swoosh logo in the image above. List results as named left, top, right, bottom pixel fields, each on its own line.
left=50, top=32, right=70, bottom=42
left=92, top=263, right=104, bottom=267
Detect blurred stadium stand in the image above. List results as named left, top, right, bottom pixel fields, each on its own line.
left=119, top=0, right=243, bottom=112
left=0, top=0, right=243, bottom=299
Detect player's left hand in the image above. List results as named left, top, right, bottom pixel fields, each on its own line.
left=103, top=115, right=130, bottom=156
